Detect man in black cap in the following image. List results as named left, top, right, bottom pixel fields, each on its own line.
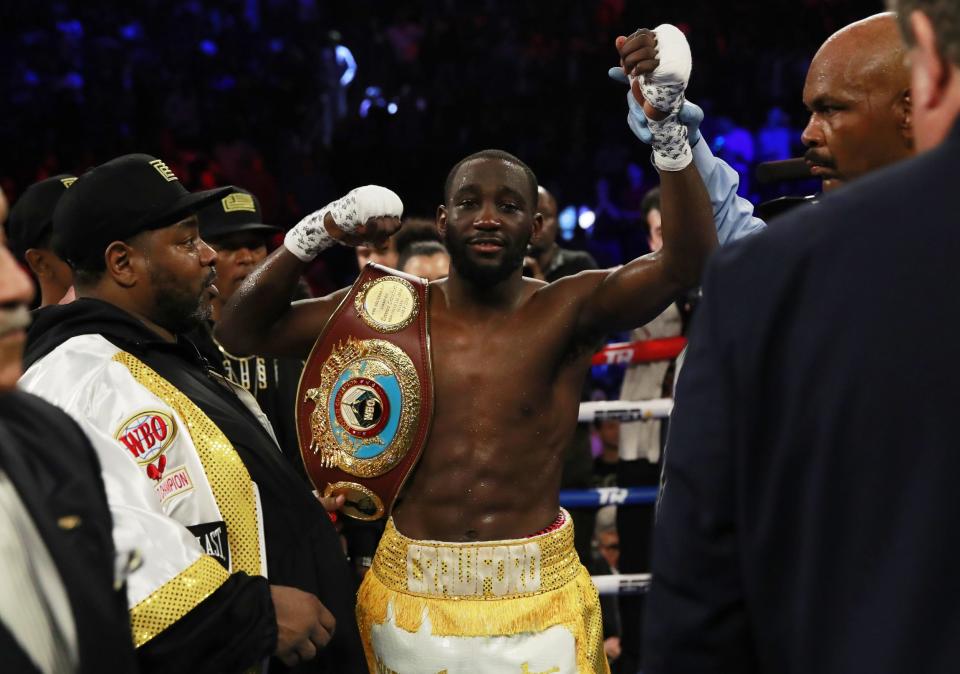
left=19, top=154, right=366, bottom=673
left=195, top=186, right=309, bottom=481
left=5, top=175, right=77, bottom=307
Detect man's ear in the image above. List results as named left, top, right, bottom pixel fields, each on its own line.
left=104, top=241, right=140, bottom=288
left=436, top=205, right=447, bottom=238
left=909, top=10, right=947, bottom=113
left=531, top=212, right=544, bottom=244
left=898, top=89, right=914, bottom=146
left=23, top=248, right=48, bottom=279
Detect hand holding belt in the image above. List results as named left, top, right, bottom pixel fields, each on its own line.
left=296, top=264, right=433, bottom=520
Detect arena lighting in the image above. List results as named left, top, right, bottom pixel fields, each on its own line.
left=63, top=73, right=84, bottom=90
left=558, top=205, right=577, bottom=241
left=120, top=23, right=142, bottom=41
left=578, top=206, right=596, bottom=229
left=56, top=20, right=83, bottom=39
left=387, top=102, right=398, bottom=115
left=336, top=45, right=357, bottom=86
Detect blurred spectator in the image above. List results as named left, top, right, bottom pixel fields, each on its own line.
left=355, top=239, right=399, bottom=270
left=640, top=187, right=663, bottom=252
left=4, top=175, right=75, bottom=307
left=592, top=419, right=620, bottom=487
left=399, top=240, right=449, bottom=281
left=758, top=106, right=794, bottom=162
left=592, top=505, right=623, bottom=671
left=525, top=186, right=597, bottom=281
left=194, top=187, right=312, bottom=484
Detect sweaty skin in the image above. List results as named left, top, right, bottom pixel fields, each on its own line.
left=801, top=13, right=913, bottom=191
left=219, top=41, right=716, bottom=542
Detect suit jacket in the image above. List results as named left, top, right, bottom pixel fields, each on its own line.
left=0, top=390, right=137, bottom=673
left=645, top=120, right=960, bottom=674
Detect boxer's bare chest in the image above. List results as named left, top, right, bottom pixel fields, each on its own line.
left=393, top=285, right=591, bottom=540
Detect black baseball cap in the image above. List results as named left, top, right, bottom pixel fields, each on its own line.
left=5, top=174, right=77, bottom=259
left=52, top=153, right=232, bottom=265
left=196, top=186, right=279, bottom=241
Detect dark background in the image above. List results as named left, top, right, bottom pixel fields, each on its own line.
left=1, top=0, right=881, bottom=288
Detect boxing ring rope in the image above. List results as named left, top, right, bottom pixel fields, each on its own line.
left=560, top=486, right=658, bottom=508
left=578, top=398, right=674, bottom=422
left=571, top=338, right=680, bottom=595
left=562, top=487, right=659, bottom=595
left=582, top=336, right=680, bottom=421
left=591, top=336, right=686, bottom=366
left=592, top=573, right=651, bottom=595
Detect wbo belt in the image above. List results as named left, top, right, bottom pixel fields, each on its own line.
left=296, top=263, right=434, bottom=520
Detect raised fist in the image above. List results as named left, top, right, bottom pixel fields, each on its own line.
left=611, top=25, right=694, bottom=171
left=285, top=185, right=404, bottom=262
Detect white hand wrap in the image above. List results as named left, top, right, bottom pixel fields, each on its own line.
left=635, top=24, right=693, bottom=171
left=283, top=185, right=404, bottom=262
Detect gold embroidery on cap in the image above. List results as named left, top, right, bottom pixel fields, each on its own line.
left=60, top=177, right=77, bottom=188
left=149, top=159, right=179, bottom=182
left=222, top=193, right=256, bottom=213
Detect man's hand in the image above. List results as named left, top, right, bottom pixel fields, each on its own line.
left=284, top=185, right=403, bottom=262
left=604, top=635, right=622, bottom=661
left=315, top=492, right=346, bottom=512
left=270, top=585, right=336, bottom=667
left=611, top=25, right=694, bottom=171
left=608, top=67, right=704, bottom=146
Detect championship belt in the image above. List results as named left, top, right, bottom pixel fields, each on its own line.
left=297, top=263, right=433, bottom=521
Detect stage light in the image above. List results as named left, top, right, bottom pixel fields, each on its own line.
left=336, top=45, right=357, bottom=86
left=387, top=102, right=398, bottom=115
left=578, top=207, right=596, bottom=229
left=199, top=40, right=218, bottom=56
left=559, top=205, right=577, bottom=241
left=359, top=99, right=372, bottom=118
left=120, top=23, right=142, bottom=41
left=63, top=72, right=84, bottom=90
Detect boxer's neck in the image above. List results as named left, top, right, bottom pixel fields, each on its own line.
left=442, top=267, right=526, bottom=313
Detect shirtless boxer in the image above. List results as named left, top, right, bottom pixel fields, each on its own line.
left=219, top=26, right=714, bottom=674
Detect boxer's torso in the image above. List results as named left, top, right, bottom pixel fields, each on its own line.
left=393, top=276, right=599, bottom=542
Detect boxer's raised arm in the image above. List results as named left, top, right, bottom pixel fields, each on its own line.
left=217, top=245, right=347, bottom=358
left=217, top=186, right=403, bottom=359
left=571, top=25, right=717, bottom=338
left=572, top=162, right=715, bottom=338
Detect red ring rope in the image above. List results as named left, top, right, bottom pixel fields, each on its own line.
left=591, top=336, right=687, bottom=366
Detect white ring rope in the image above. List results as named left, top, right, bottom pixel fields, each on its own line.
left=591, top=573, right=652, bottom=595
left=578, top=398, right=674, bottom=423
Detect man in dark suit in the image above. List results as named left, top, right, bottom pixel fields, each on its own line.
left=643, top=1, right=960, bottom=672
left=0, top=218, right=136, bottom=672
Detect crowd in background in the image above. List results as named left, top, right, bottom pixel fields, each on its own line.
left=3, top=0, right=876, bottom=289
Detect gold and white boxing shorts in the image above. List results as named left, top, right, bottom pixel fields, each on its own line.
left=356, top=509, right=609, bottom=673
